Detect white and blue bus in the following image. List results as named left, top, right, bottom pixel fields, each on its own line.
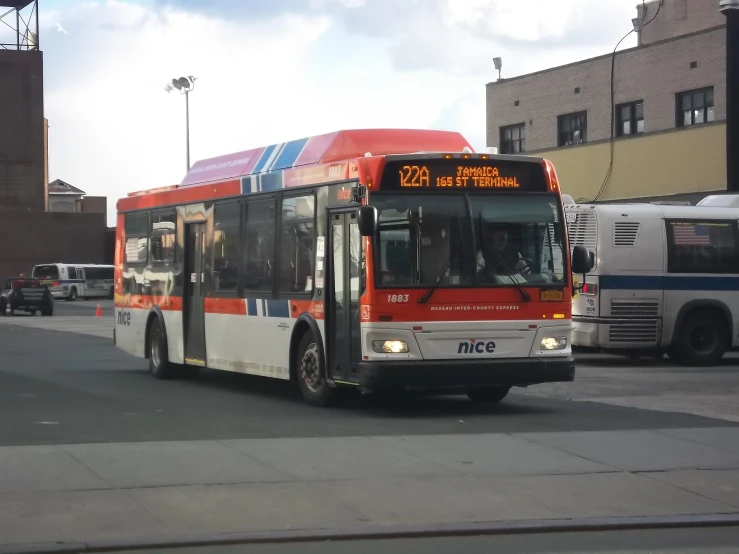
left=31, top=263, right=114, bottom=301
left=566, top=202, right=739, bottom=366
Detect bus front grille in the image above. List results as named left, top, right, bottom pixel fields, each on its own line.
left=610, top=300, right=659, bottom=318
left=608, top=320, right=659, bottom=344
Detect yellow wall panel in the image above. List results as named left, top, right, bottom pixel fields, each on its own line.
left=538, top=124, right=726, bottom=202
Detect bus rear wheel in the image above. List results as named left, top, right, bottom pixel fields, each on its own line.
left=148, top=318, right=177, bottom=379
left=68, top=287, right=77, bottom=301
left=669, top=309, right=728, bottom=367
left=296, top=333, right=337, bottom=407
left=467, top=385, right=511, bottom=404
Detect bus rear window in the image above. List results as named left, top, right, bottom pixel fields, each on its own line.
left=33, top=265, right=59, bottom=280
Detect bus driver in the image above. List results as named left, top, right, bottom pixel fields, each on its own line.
left=476, top=225, right=530, bottom=279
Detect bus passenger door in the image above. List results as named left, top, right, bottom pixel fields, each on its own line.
left=326, top=210, right=363, bottom=384
left=183, top=222, right=207, bottom=366
left=75, top=268, right=86, bottom=298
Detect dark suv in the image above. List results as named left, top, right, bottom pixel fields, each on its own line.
left=0, top=278, right=54, bottom=317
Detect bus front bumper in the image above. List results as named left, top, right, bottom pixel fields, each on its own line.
left=357, top=356, right=575, bottom=391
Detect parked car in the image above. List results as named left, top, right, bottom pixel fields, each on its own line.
left=0, top=277, right=54, bottom=317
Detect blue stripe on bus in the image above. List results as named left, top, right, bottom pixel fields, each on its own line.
left=246, top=298, right=257, bottom=316
left=266, top=299, right=290, bottom=318
left=271, top=138, right=310, bottom=171
left=241, top=176, right=254, bottom=194
left=251, top=144, right=277, bottom=174
left=600, top=275, right=739, bottom=291
left=260, top=171, right=283, bottom=192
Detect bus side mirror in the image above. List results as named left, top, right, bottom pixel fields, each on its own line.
left=571, top=245, right=593, bottom=274
left=357, top=205, right=378, bottom=237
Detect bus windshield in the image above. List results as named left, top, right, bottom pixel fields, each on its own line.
left=373, top=194, right=566, bottom=288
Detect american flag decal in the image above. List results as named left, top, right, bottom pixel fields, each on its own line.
left=672, top=223, right=712, bottom=246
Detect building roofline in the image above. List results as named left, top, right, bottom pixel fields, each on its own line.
left=485, top=24, right=726, bottom=87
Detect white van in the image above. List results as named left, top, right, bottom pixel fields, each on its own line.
left=565, top=203, right=739, bottom=366
left=32, top=263, right=114, bottom=301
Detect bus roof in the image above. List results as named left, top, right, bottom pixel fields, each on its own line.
left=570, top=202, right=739, bottom=219
left=178, top=129, right=472, bottom=188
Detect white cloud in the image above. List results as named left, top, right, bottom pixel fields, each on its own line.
left=41, top=0, right=641, bottom=225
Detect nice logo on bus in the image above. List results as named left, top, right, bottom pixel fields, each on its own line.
left=458, top=339, right=496, bottom=354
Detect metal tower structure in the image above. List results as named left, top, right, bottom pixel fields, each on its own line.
left=0, top=0, right=39, bottom=50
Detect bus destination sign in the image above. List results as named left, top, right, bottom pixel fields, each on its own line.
left=380, top=159, right=547, bottom=192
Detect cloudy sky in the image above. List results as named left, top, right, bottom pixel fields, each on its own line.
left=29, top=0, right=639, bottom=224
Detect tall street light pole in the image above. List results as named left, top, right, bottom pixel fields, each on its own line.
left=165, top=76, right=197, bottom=171
left=721, top=1, right=739, bottom=192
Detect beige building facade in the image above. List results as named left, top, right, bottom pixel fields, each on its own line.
left=486, top=0, right=727, bottom=202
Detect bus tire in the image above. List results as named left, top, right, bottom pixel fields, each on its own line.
left=296, top=333, right=337, bottom=407
left=68, top=287, right=78, bottom=301
left=670, top=309, right=728, bottom=367
left=148, top=318, right=176, bottom=379
left=109, top=287, right=115, bottom=300
left=467, top=385, right=511, bottom=404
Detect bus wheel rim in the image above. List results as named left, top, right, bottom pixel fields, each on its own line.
left=300, top=343, right=323, bottom=393
left=690, top=322, right=717, bottom=354
left=151, top=328, right=162, bottom=368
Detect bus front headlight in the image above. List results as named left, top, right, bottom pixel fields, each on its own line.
left=372, top=340, right=409, bottom=354
left=540, top=337, right=567, bottom=350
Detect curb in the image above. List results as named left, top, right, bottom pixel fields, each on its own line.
left=2, top=513, right=739, bottom=554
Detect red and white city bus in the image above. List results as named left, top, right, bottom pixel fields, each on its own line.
left=114, top=129, right=591, bottom=406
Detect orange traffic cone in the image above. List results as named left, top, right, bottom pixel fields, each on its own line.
left=95, top=302, right=103, bottom=317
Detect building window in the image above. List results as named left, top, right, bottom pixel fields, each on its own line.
left=666, top=220, right=739, bottom=274
left=213, top=203, right=241, bottom=293
left=616, top=101, right=644, bottom=137
left=279, top=194, right=315, bottom=294
left=557, top=112, right=587, bottom=147
left=677, top=87, right=715, bottom=127
left=244, top=200, right=275, bottom=292
left=499, top=123, right=525, bottom=154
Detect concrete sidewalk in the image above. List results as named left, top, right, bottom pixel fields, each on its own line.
left=2, top=428, right=739, bottom=550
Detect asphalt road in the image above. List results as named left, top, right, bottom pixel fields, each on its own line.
left=0, top=322, right=737, bottom=447
left=52, top=298, right=114, bottom=317
left=108, top=526, right=739, bottom=554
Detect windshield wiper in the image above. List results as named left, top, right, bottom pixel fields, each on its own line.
left=418, top=216, right=464, bottom=304
left=478, top=214, right=531, bottom=302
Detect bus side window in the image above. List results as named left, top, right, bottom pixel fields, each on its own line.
left=213, top=203, right=240, bottom=293
left=667, top=220, right=739, bottom=273
left=125, top=212, right=149, bottom=264
left=244, top=200, right=276, bottom=293
left=279, top=195, right=315, bottom=294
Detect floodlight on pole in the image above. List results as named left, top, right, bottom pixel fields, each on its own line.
left=164, top=76, right=197, bottom=171
left=493, top=57, right=503, bottom=81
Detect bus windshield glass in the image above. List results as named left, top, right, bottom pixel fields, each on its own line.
left=373, top=194, right=566, bottom=288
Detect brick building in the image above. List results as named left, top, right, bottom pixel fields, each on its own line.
left=0, top=48, right=46, bottom=212
left=486, top=0, right=728, bottom=203
left=0, top=1, right=112, bottom=276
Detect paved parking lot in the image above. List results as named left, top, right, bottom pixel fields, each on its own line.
left=1, top=312, right=738, bottom=551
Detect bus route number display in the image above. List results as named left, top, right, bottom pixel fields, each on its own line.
left=398, top=164, right=521, bottom=189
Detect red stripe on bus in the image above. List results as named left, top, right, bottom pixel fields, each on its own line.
left=204, top=297, right=247, bottom=315
left=117, top=180, right=241, bottom=212
left=290, top=300, right=325, bottom=320
left=115, top=295, right=183, bottom=311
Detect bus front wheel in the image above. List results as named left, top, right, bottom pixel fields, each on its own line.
left=467, top=385, right=511, bottom=404
left=669, top=309, right=728, bottom=367
left=296, top=333, right=337, bottom=407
